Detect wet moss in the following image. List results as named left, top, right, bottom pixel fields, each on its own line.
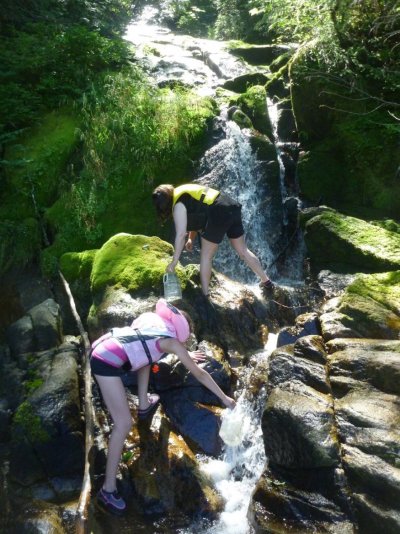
left=90, top=233, right=189, bottom=296
left=303, top=210, right=400, bottom=273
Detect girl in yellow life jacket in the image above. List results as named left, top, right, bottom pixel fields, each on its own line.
left=152, top=183, right=274, bottom=297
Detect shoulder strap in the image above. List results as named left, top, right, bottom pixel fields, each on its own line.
left=134, top=328, right=154, bottom=366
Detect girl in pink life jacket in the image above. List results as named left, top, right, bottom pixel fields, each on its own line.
left=90, top=298, right=236, bottom=515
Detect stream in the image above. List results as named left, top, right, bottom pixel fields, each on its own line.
left=122, top=6, right=303, bottom=533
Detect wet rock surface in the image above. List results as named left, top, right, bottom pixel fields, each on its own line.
left=251, top=271, right=400, bottom=533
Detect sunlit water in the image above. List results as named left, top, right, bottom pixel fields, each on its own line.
left=178, top=334, right=277, bottom=534
left=122, top=10, right=305, bottom=532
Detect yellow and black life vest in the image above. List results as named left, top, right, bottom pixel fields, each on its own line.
left=172, top=184, right=220, bottom=208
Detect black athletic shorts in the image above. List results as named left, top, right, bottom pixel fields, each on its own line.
left=201, top=192, right=244, bottom=244
left=90, top=356, right=127, bottom=377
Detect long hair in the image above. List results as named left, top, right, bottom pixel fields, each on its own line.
left=152, top=184, right=174, bottom=223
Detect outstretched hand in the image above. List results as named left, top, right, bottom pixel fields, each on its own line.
left=188, top=350, right=206, bottom=363
left=224, top=396, right=236, bottom=410
left=166, top=261, right=177, bottom=273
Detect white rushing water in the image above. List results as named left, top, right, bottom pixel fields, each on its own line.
left=178, top=333, right=277, bottom=534
left=196, top=115, right=278, bottom=283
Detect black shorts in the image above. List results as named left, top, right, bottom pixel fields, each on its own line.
left=201, top=193, right=244, bottom=244
left=90, top=356, right=127, bottom=377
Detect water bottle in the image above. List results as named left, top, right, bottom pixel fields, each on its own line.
left=163, top=272, right=182, bottom=301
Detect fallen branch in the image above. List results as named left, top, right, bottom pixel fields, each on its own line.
left=58, top=271, right=93, bottom=534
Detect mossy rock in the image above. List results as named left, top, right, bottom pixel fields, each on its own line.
left=337, top=271, right=400, bottom=339
left=223, top=72, right=270, bottom=93
left=236, top=85, right=272, bottom=136
left=90, top=233, right=188, bottom=296
left=302, top=209, right=400, bottom=273
left=229, top=43, right=295, bottom=66
left=4, top=110, right=79, bottom=212
left=231, top=109, right=253, bottom=129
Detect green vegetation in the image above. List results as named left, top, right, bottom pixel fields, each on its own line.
left=12, top=400, right=49, bottom=444
left=0, top=1, right=217, bottom=278
left=43, top=73, right=215, bottom=271
left=90, top=233, right=174, bottom=295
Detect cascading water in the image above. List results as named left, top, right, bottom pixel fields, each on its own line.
left=122, top=7, right=305, bottom=532
left=178, top=334, right=277, bottom=534
left=195, top=113, right=278, bottom=283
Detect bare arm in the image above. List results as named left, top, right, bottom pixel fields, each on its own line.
left=158, top=338, right=236, bottom=409
left=167, top=202, right=187, bottom=272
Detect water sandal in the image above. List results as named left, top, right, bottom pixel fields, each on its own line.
left=138, top=393, right=160, bottom=420
left=96, top=488, right=126, bottom=515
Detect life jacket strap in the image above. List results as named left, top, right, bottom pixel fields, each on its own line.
left=134, top=328, right=153, bottom=366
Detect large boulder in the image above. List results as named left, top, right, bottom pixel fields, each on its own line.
left=9, top=340, right=84, bottom=501
left=6, top=299, right=63, bottom=356
left=300, top=208, right=400, bottom=273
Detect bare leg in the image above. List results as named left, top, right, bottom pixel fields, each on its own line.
left=137, top=365, right=151, bottom=410
left=95, top=375, right=132, bottom=492
left=229, top=235, right=270, bottom=283
left=200, top=237, right=219, bottom=295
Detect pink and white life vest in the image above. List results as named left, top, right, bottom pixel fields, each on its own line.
left=91, top=299, right=190, bottom=371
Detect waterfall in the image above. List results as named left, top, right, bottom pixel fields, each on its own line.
left=195, top=113, right=278, bottom=283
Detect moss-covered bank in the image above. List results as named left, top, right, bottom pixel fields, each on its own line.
left=1, top=72, right=217, bottom=277
left=290, top=53, right=400, bottom=218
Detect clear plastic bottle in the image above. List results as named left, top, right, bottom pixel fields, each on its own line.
left=163, top=272, right=182, bottom=301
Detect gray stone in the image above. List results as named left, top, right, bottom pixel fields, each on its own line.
left=262, top=382, right=340, bottom=468
left=268, top=345, right=329, bottom=394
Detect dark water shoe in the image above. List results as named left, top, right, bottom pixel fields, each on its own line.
left=97, top=488, right=126, bottom=515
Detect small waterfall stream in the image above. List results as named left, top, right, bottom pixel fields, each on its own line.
left=122, top=7, right=304, bottom=532
left=179, top=333, right=277, bottom=534
left=195, top=113, right=278, bottom=283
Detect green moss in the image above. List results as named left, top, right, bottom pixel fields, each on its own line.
left=60, top=249, right=98, bottom=284
left=303, top=209, right=400, bottom=272
left=337, top=272, right=400, bottom=338
left=346, top=271, right=400, bottom=316
left=236, top=85, right=271, bottom=135
left=90, top=233, right=188, bottom=295
left=4, top=110, right=79, bottom=209
left=12, top=401, right=49, bottom=444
